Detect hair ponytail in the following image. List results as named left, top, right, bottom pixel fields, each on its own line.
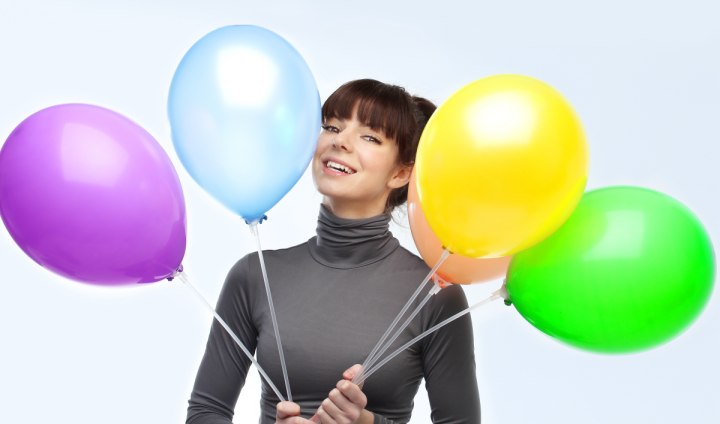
left=385, top=95, right=437, bottom=212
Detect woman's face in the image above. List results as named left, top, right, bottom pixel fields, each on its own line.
left=312, top=113, right=411, bottom=218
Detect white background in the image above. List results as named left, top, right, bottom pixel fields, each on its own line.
left=1, top=1, right=718, bottom=423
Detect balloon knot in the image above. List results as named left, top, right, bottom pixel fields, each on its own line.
left=432, top=273, right=452, bottom=290
left=245, top=215, right=268, bottom=226
left=167, top=264, right=184, bottom=281
left=496, top=282, right=511, bottom=306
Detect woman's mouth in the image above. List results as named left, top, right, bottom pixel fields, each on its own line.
left=324, top=160, right=357, bottom=175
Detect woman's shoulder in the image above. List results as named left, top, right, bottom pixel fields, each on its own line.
left=226, top=240, right=308, bottom=277
left=233, top=240, right=310, bottom=265
left=387, top=244, right=431, bottom=272
left=384, top=246, right=470, bottom=321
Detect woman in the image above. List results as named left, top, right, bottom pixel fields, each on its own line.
left=187, top=79, right=481, bottom=424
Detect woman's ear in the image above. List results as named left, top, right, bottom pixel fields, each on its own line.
left=388, top=164, right=413, bottom=189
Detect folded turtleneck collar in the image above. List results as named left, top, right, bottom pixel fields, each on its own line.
left=307, top=204, right=399, bottom=269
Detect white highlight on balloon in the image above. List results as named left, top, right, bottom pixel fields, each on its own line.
left=61, top=123, right=128, bottom=187
left=217, top=47, right=278, bottom=107
left=465, top=93, right=536, bottom=146
left=587, top=211, right=646, bottom=260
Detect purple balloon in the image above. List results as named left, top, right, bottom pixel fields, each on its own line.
left=0, top=104, right=186, bottom=285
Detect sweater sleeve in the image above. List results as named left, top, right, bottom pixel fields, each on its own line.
left=421, top=285, right=481, bottom=424
left=186, top=256, right=259, bottom=424
left=372, top=414, right=402, bottom=423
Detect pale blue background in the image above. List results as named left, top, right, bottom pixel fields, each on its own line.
left=1, top=1, right=718, bottom=423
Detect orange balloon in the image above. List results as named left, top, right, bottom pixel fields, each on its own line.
left=408, top=172, right=511, bottom=284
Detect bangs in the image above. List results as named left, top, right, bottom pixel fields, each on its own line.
left=322, top=79, right=415, bottom=144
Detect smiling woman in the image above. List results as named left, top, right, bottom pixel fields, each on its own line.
left=186, top=79, right=481, bottom=424
left=312, top=80, right=435, bottom=220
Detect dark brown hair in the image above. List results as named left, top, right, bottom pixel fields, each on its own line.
left=322, top=79, right=436, bottom=212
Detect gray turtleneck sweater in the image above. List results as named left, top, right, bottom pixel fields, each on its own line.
left=186, top=206, right=480, bottom=424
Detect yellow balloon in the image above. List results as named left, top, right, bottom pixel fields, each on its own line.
left=416, top=75, right=588, bottom=258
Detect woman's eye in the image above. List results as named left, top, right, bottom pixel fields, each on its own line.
left=364, top=135, right=382, bottom=144
left=321, top=125, right=339, bottom=133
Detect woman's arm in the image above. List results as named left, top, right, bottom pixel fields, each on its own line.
left=186, top=257, right=260, bottom=424
left=421, top=285, right=481, bottom=424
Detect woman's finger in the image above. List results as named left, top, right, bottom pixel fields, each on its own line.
left=276, top=401, right=302, bottom=419
left=342, top=364, right=363, bottom=383
left=276, top=402, right=318, bottom=423
left=320, top=397, right=344, bottom=420
left=327, top=387, right=354, bottom=412
left=315, top=406, right=338, bottom=424
left=336, top=379, right=367, bottom=407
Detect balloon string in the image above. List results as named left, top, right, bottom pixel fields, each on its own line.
left=357, top=288, right=504, bottom=386
left=249, top=222, right=292, bottom=402
left=354, top=248, right=451, bottom=384
left=362, top=284, right=440, bottom=373
left=176, top=272, right=286, bottom=402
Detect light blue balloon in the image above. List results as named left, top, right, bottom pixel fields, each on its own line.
left=168, top=25, right=320, bottom=222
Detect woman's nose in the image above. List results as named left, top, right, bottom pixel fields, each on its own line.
left=332, top=132, right=351, bottom=151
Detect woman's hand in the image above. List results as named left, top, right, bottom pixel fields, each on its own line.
left=276, top=401, right=315, bottom=424
left=312, top=364, right=373, bottom=424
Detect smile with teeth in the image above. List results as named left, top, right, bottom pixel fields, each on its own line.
left=325, top=160, right=357, bottom=174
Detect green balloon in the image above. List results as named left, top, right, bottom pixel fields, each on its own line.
left=506, top=186, right=715, bottom=353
